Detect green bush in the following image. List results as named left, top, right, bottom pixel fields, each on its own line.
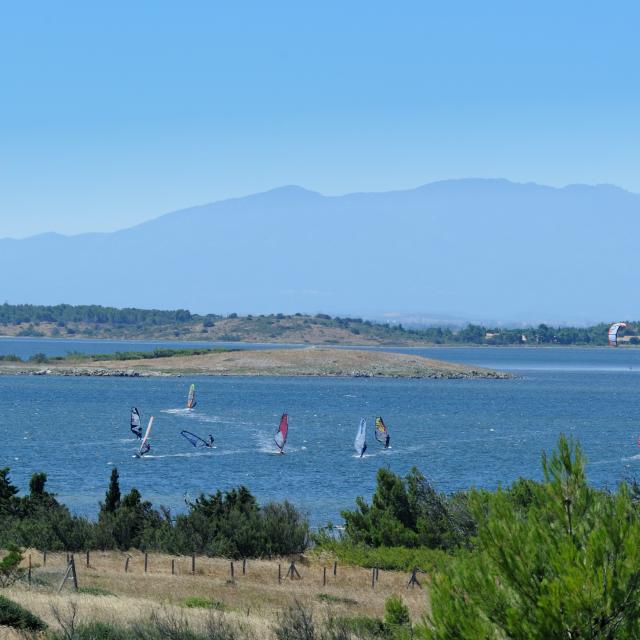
left=421, top=435, right=640, bottom=639
left=183, top=596, right=225, bottom=610
left=384, top=596, right=411, bottom=629
left=0, top=594, right=47, bottom=631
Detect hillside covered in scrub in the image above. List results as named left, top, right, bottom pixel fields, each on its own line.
left=0, top=303, right=637, bottom=346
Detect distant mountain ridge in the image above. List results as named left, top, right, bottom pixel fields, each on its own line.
left=2, top=179, right=638, bottom=323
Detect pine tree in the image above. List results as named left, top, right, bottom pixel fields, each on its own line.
left=421, top=435, right=640, bottom=639
left=104, top=468, right=121, bottom=513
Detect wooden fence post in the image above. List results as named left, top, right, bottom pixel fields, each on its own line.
left=144, top=553, right=148, bottom=573
left=376, top=567, right=380, bottom=582
left=86, top=550, right=90, bottom=568
left=333, top=560, right=337, bottom=576
left=242, top=559, right=246, bottom=575
left=278, top=563, right=282, bottom=584
left=371, top=568, right=375, bottom=589
left=124, top=556, right=130, bottom=573
left=70, top=556, right=78, bottom=591
left=28, top=554, right=32, bottom=587
left=286, top=561, right=301, bottom=580
left=43, top=550, right=47, bottom=566
left=171, top=559, right=175, bottom=575
left=191, top=554, right=196, bottom=574
left=323, top=566, right=327, bottom=586
left=407, top=567, right=422, bottom=588
left=230, top=561, right=235, bottom=580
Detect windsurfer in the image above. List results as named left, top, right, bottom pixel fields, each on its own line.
left=206, top=434, right=214, bottom=448
left=384, top=434, right=390, bottom=448
left=360, top=442, right=367, bottom=458
left=139, top=441, right=151, bottom=456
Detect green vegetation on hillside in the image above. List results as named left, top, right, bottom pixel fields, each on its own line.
left=0, top=302, right=637, bottom=345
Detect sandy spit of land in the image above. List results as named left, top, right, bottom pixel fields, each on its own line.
left=0, top=347, right=509, bottom=379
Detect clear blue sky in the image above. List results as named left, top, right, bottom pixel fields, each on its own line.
left=1, top=0, right=638, bottom=238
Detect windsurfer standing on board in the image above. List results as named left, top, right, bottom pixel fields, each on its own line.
left=139, top=441, right=151, bottom=456
left=206, top=434, right=214, bottom=448
left=359, top=442, right=367, bottom=458
left=384, top=434, right=390, bottom=448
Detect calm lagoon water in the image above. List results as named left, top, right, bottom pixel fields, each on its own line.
left=1, top=339, right=640, bottom=525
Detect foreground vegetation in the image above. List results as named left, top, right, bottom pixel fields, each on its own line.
left=0, top=302, right=637, bottom=346
left=0, top=469, right=308, bottom=557
left=4, top=437, right=640, bottom=637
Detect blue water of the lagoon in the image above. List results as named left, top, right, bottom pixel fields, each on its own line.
left=1, top=339, right=640, bottom=526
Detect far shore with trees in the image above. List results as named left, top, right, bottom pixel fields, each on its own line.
left=0, top=302, right=637, bottom=347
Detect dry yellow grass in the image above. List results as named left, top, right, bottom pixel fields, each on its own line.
left=1, top=550, right=430, bottom=638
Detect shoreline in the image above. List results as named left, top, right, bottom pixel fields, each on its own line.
left=0, top=347, right=511, bottom=379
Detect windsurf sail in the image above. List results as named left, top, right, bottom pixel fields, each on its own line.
left=374, top=416, right=390, bottom=447
left=186, top=384, right=197, bottom=409
left=130, top=407, right=142, bottom=438
left=608, top=322, right=627, bottom=347
left=274, top=413, right=288, bottom=453
left=354, top=418, right=367, bottom=457
left=181, top=430, right=213, bottom=448
left=138, top=416, right=154, bottom=456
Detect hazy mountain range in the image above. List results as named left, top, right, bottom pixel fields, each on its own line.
left=2, top=179, right=638, bottom=325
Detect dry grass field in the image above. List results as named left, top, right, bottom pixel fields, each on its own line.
left=1, top=551, right=431, bottom=638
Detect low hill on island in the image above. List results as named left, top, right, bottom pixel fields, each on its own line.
left=0, top=347, right=509, bottom=379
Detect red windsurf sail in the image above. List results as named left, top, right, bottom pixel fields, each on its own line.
left=274, top=413, right=288, bottom=452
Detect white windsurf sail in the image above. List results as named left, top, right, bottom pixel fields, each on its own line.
left=138, top=416, right=154, bottom=456
left=186, top=384, right=197, bottom=409
left=354, top=418, right=367, bottom=456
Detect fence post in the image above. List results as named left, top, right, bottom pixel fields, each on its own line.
left=43, top=550, right=47, bottom=566
left=242, top=558, right=246, bottom=575
left=144, top=553, right=148, bottom=573
left=70, top=555, right=78, bottom=591
left=171, top=559, right=175, bottom=575
left=86, top=550, right=90, bottom=568
left=230, top=561, right=235, bottom=580
left=371, top=567, right=375, bottom=589
left=323, top=566, right=327, bottom=586
left=278, top=563, right=282, bottom=584
left=28, top=554, right=32, bottom=587
left=125, top=556, right=130, bottom=573
left=191, top=554, right=196, bottom=574
left=333, top=560, right=337, bottom=576
left=376, top=567, right=380, bottom=582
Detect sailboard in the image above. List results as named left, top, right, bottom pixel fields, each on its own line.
left=136, top=416, right=154, bottom=458
left=130, top=407, right=142, bottom=438
left=354, top=418, right=367, bottom=457
left=181, top=430, right=213, bottom=448
left=374, top=416, right=390, bottom=447
left=186, top=384, right=197, bottom=409
left=274, top=413, right=288, bottom=454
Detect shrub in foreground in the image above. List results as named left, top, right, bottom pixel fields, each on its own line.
left=0, top=594, right=47, bottom=631
left=421, top=435, right=640, bottom=639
